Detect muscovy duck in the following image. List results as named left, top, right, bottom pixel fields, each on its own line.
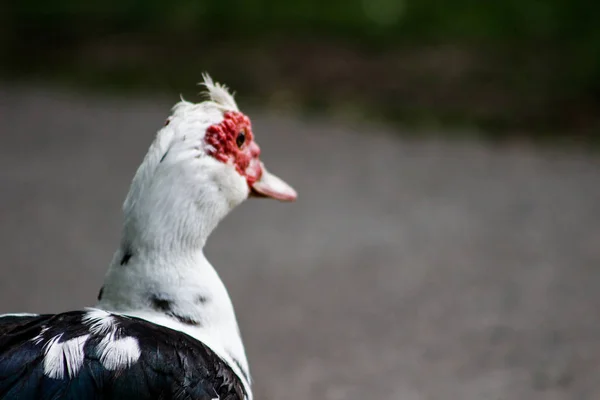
left=0, top=74, right=296, bottom=400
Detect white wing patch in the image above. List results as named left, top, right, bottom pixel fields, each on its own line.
left=82, top=308, right=115, bottom=335
left=97, top=335, right=141, bottom=371
left=83, top=309, right=141, bottom=370
left=43, top=334, right=89, bottom=379
left=39, top=309, right=142, bottom=378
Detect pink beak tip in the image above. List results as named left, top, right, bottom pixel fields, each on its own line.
left=251, top=166, right=297, bottom=202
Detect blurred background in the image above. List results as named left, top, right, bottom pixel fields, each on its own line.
left=1, top=1, right=600, bottom=399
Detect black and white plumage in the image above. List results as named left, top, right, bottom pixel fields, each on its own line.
left=0, top=310, right=244, bottom=399
left=0, top=75, right=297, bottom=399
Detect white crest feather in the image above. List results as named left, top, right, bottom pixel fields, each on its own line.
left=200, top=73, right=239, bottom=112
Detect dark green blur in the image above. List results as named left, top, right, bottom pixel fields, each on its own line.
left=1, top=0, right=598, bottom=142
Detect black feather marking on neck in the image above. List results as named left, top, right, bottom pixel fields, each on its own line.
left=159, top=149, right=169, bottom=163
left=97, top=286, right=104, bottom=301
left=120, top=248, right=133, bottom=266
left=150, top=295, right=171, bottom=313
left=150, top=295, right=202, bottom=326
left=170, top=314, right=202, bottom=326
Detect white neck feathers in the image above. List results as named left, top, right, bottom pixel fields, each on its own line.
left=98, top=249, right=251, bottom=395
left=97, top=79, right=252, bottom=397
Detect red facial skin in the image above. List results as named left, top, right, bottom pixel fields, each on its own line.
left=204, top=111, right=263, bottom=188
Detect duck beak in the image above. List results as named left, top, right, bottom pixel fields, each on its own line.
left=250, top=163, right=297, bottom=202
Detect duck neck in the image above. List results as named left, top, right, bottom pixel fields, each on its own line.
left=95, top=128, right=252, bottom=393
left=96, top=171, right=251, bottom=390
left=97, top=241, right=251, bottom=393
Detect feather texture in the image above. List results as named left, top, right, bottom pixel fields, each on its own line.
left=0, top=312, right=246, bottom=400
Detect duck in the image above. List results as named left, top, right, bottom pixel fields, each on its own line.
left=0, top=74, right=296, bottom=400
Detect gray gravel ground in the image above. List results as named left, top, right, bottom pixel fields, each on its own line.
left=1, top=86, right=600, bottom=400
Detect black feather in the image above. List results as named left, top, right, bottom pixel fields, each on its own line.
left=0, top=312, right=246, bottom=400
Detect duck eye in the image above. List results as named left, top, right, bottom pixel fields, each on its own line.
left=236, top=130, right=246, bottom=148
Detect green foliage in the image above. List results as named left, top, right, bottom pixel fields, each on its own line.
left=2, top=0, right=599, bottom=138
left=2, top=0, right=593, bottom=38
